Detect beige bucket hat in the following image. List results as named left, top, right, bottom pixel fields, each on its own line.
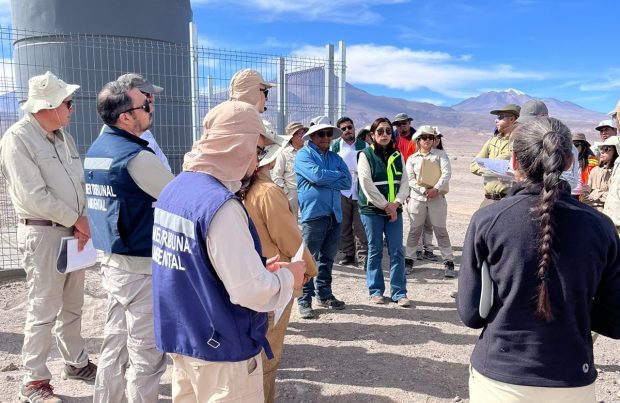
left=21, top=71, right=79, bottom=113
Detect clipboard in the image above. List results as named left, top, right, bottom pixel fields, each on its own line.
left=417, top=158, right=441, bottom=188
left=479, top=261, right=494, bottom=319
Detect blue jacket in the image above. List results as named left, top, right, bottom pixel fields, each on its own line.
left=295, top=141, right=351, bottom=223
left=84, top=126, right=155, bottom=256
left=457, top=182, right=620, bottom=387
left=152, top=172, right=272, bottom=362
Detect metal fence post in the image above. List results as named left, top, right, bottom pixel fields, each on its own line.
left=189, top=21, right=200, bottom=142
left=277, top=57, right=285, bottom=135
left=324, top=44, right=334, bottom=123
left=338, top=40, right=346, bottom=120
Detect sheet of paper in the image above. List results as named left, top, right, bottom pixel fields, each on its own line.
left=274, top=241, right=306, bottom=326
left=57, top=237, right=98, bottom=274
left=475, top=158, right=511, bottom=176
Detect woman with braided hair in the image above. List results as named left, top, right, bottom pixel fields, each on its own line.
left=457, top=117, right=620, bottom=402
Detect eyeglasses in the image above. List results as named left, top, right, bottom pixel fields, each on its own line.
left=573, top=142, right=583, bottom=148
left=375, top=128, right=393, bottom=136
left=394, top=121, right=409, bottom=127
left=600, top=146, right=615, bottom=153
left=496, top=114, right=514, bottom=120
left=122, top=99, right=151, bottom=114
left=62, top=100, right=74, bottom=110
left=257, top=145, right=268, bottom=161
left=419, top=135, right=436, bottom=141
left=313, top=130, right=332, bottom=138
left=140, top=91, right=152, bottom=99
left=339, top=124, right=354, bottom=131
left=260, top=88, right=269, bottom=99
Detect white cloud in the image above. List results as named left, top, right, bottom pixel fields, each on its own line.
left=415, top=98, right=445, bottom=106
left=191, top=0, right=408, bottom=24
left=293, top=44, right=543, bottom=98
left=0, top=0, right=10, bottom=26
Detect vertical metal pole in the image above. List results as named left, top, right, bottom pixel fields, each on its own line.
left=207, top=75, right=213, bottom=111
left=338, top=40, right=346, bottom=120
left=189, top=21, right=200, bottom=141
left=324, top=43, right=334, bottom=123
left=278, top=57, right=285, bottom=135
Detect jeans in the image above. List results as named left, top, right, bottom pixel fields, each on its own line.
left=361, top=212, right=407, bottom=301
left=298, top=215, right=341, bottom=305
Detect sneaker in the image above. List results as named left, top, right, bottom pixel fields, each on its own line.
left=370, top=295, right=386, bottom=304
left=444, top=261, right=456, bottom=278
left=423, top=250, right=438, bottom=261
left=338, top=255, right=355, bottom=265
left=60, top=360, right=97, bottom=382
left=316, top=296, right=346, bottom=310
left=450, top=290, right=458, bottom=299
left=397, top=297, right=412, bottom=307
left=415, top=251, right=424, bottom=260
left=299, top=303, right=316, bottom=319
left=19, top=381, right=62, bottom=403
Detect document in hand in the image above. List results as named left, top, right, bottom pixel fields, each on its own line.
left=475, top=158, right=514, bottom=182
left=479, top=261, right=494, bottom=319
left=417, top=158, right=441, bottom=188
left=274, top=241, right=305, bottom=326
left=56, top=237, right=98, bottom=274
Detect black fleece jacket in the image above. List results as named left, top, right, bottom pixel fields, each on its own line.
left=457, top=182, right=620, bottom=387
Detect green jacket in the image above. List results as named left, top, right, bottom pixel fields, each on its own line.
left=331, top=138, right=367, bottom=153
left=357, top=146, right=403, bottom=215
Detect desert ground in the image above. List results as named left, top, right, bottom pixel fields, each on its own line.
left=0, top=138, right=618, bottom=402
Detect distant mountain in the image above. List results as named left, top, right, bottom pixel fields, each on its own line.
left=345, top=86, right=608, bottom=139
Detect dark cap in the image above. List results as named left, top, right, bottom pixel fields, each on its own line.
left=516, top=100, right=548, bottom=123
left=393, top=112, right=413, bottom=123
left=117, top=73, right=163, bottom=94
left=490, top=103, right=521, bottom=118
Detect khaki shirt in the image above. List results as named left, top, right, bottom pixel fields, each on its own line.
left=582, top=166, right=612, bottom=211
left=469, top=134, right=512, bottom=195
left=603, top=159, right=620, bottom=227
left=0, top=114, right=85, bottom=227
left=271, top=144, right=298, bottom=200
left=406, top=149, right=451, bottom=202
left=244, top=170, right=317, bottom=278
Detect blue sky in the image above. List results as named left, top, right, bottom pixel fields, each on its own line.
left=0, top=0, right=617, bottom=113
left=190, top=0, right=618, bottom=113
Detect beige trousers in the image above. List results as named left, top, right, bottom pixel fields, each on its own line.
left=262, top=299, right=294, bottom=403
left=406, top=196, right=454, bottom=261
left=402, top=204, right=433, bottom=258
left=469, top=366, right=595, bottom=403
left=93, top=266, right=166, bottom=403
left=18, top=224, right=89, bottom=383
left=171, top=353, right=264, bottom=403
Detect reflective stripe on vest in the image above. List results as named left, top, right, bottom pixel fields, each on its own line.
left=386, top=151, right=402, bottom=202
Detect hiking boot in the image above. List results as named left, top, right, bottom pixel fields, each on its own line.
left=19, top=381, right=62, bottom=403
left=299, top=303, right=316, bottom=319
left=444, top=261, right=456, bottom=278
left=423, top=250, right=438, bottom=261
left=397, top=297, right=412, bottom=307
left=415, top=251, right=424, bottom=260
left=370, top=295, right=386, bottom=304
left=338, top=255, right=355, bottom=265
left=60, top=360, right=97, bottom=382
left=316, top=296, right=346, bottom=310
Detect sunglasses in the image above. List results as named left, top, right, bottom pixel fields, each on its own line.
left=573, top=142, right=583, bottom=148
left=600, top=146, right=615, bottom=153
left=140, top=91, right=152, bottom=99
left=375, top=128, right=393, bottom=136
left=122, top=99, right=151, bottom=114
left=394, top=121, right=408, bottom=127
left=260, top=88, right=269, bottom=99
left=419, top=135, right=436, bottom=141
left=257, top=145, right=268, bottom=161
left=62, top=100, right=74, bottom=110
left=340, top=124, right=354, bottom=131
left=496, top=114, right=514, bottom=120
left=313, top=130, right=332, bottom=138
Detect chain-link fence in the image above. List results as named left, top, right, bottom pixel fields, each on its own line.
left=0, top=25, right=346, bottom=271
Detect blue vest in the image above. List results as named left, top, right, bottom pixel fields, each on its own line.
left=84, top=126, right=156, bottom=256
left=152, top=171, right=273, bottom=362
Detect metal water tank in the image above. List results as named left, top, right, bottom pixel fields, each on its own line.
left=11, top=0, right=193, bottom=171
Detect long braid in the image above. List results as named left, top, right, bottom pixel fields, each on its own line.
left=513, top=118, right=571, bottom=322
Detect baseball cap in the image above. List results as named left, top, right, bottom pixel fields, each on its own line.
left=117, top=73, right=163, bottom=94
left=516, top=100, right=548, bottom=123
left=490, top=104, right=521, bottom=118
left=393, top=112, right=413, bottom=123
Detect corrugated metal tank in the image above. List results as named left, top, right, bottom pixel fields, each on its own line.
left=11, top=0, right=193, bottom=172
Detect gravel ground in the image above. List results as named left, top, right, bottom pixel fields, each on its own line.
left=0, top=141, right=618, bottom=402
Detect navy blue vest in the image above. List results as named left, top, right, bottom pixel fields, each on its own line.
left=84, top=126, right=156, bottom=256
left=152, top=171, right=273, bottom=362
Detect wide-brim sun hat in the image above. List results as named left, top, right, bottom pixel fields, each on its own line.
left=21, top=71, right=80, bottom=113
left=302, top=123, right=341, bottom=142
left=571, top=132, right=591, bottom=148
left=600, top=136, right=620, bottom=148
left=412, top=125, right=437, bottom=140
left=259, top=137, right=292, bottom=167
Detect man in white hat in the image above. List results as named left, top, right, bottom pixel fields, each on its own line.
left=152, top=100, right=305, bottom=402
left=604, top=101, right=620, bottom=234
left=595, top=119, right=617, bottom=142
left=295, top=117, right=352, bottom=319
left=272, top=122, right=307, bottom=215
left=85, top=80, right=174, bottom=402
left=0, top=71, right=96, bottom=402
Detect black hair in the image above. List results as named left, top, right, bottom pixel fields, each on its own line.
left=600, top=146, right=619, bottom=169
left=96, top=80, right=133, bottom=126
left=369, top=117, right=396, bottom=162
left=512, top=117, right=572, bottom=321
left=336, top=116, right=353, bottom=128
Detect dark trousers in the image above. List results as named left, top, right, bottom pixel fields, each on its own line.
left=339, top=195, right=368, bottom=263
